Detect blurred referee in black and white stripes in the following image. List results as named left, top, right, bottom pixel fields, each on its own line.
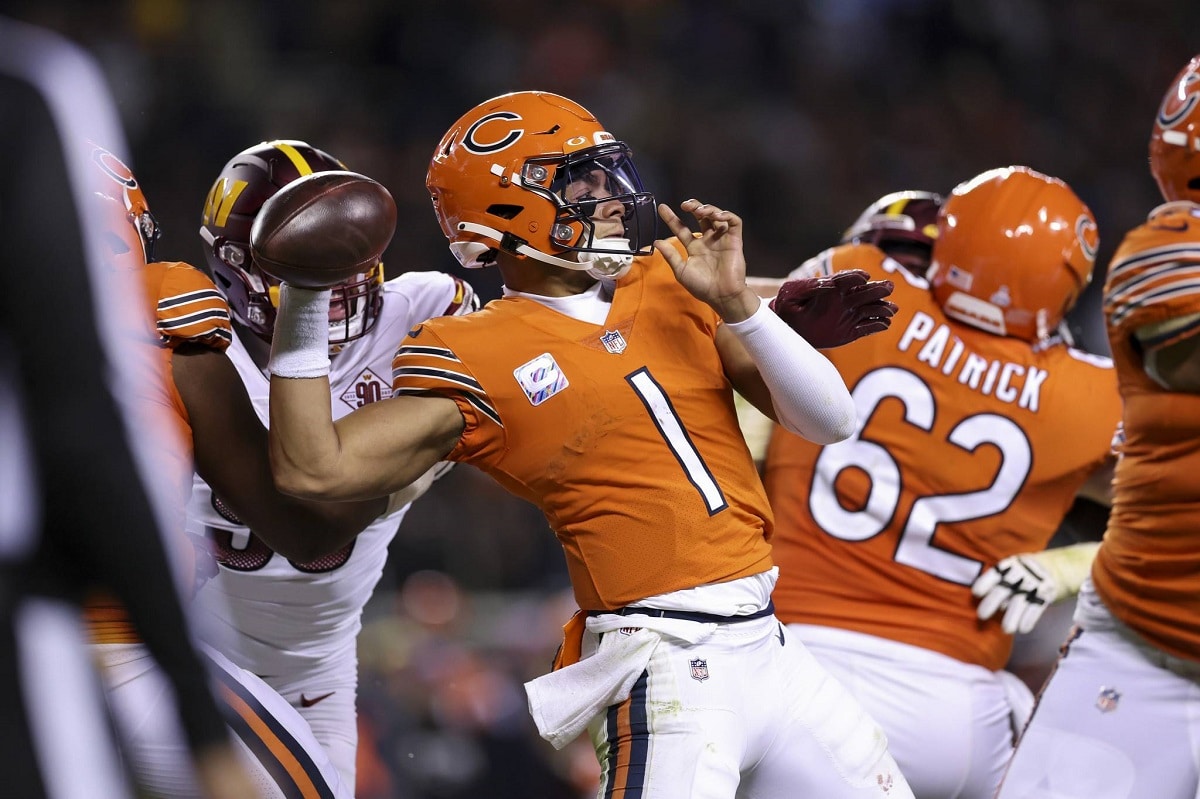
left=0, top=17, right=249, bottom=799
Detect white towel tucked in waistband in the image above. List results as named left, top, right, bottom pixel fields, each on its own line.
left=524, top=625, right=660, bottom=750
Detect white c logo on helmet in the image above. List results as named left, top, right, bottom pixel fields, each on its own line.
left=1158, top=72, right=1200, bottom=130
left=1076, top=215, right=1099, bottom=262
left=463, top=112, right=524, bottom=155
left=91, top=146, right=138, bottom=189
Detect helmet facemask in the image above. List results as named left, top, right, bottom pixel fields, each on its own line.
left=533, top=143, right=657, bottom=278
left=326, top=267, right=384, bottom=353
left=454, top=143, right=657, bottom=280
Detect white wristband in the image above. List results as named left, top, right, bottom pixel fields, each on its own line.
left=726, top=298, right=855, bottom=445
left=267, top=284, right=332, bottom=378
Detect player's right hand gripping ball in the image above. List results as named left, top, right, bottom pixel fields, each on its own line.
left=249, top=171, right=397, bottom=289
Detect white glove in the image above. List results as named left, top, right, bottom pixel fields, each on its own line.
left=971, top=555, right=1057, bottom=635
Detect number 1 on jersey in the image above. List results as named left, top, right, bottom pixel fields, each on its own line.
left=627, top=368, right=728, bottom=515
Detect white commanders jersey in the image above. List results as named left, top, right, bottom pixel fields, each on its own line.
left=187, top=271, right=474, bottom=680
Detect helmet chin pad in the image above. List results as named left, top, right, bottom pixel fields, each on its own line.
left=575, top=237, right=635, bottom=280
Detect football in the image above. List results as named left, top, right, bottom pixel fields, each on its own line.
left=249, top=170, right=397, bottom=289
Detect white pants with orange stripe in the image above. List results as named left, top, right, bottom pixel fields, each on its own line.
left=996, top=582, right=1200, bottom=799
left=95, top=642, right=351, bottom=799
left=259, top=667, right=359, bottom=792
left=583, top=614, right=913, bottom=798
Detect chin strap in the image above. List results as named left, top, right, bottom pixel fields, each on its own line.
left=455, top=221, right=634, bottom=279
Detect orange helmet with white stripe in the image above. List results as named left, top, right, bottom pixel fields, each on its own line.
left=426, top=91, right=658, bottom=279
left=1150, top=54, right=1200, bottom=204
left=929, top=166, right=1099, bottom=343
left=199, top=140, right=383, bottom=347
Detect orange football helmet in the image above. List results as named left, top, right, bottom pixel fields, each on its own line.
left=840, top=190, right=944, bottom=277
left=200, top=140, right=383, bottom=348
left=928, top=166, right=1098, bottom=343
left=426, top=91, right=657, bottom=279
left=1150, top=55, right=1200, bottom=204
left=87, top=142, right=159, bottom=270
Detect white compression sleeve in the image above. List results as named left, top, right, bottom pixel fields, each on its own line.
left=267, top=284, right=332, bottom=378
left=725, top=298, right=856, bottom=445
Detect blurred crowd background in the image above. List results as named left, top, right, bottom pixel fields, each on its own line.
left=13, top=1, right=1199, bottom=796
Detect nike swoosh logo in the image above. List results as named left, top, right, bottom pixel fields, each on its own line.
left=407, top=324, right=424, bottom=339
left=299, top=691, right=335, bottom=708
left=1151, top=221, right=1189, bottom=232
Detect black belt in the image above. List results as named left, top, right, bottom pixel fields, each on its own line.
left=588, top=600, right=775, bottom=624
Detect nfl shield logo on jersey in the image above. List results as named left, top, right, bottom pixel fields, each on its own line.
left=599, top=329, right=627, bottom=354
left=1095, top=686, right=1121, bottom=713
left=690, top=658, right=709, bottom=682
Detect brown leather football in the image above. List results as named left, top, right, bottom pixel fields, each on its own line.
left=249, top=170, right=396, bottom=288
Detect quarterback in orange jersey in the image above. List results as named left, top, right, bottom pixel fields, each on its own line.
left=998, top=56, right=1200, bottom=799
left=765, top=167, right=1122, bottom=799
left=86, top=145, right=385, bottom=799
left=265, top=91, right=915, bottom=797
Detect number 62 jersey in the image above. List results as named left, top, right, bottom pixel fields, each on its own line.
left=765, top=245, right=1122, bottom=671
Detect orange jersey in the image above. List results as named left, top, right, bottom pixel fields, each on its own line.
left=391, top=251, right=773, bottom=611
left=1097, top=201, right=1200, bottom=662
left=766, top=244, right=1121, bottom=670
left=86, top=261, right=232, bottom=642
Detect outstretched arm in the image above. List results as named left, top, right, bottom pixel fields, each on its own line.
left=266, top=285, right=464, bottom=504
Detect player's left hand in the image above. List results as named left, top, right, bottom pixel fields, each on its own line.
left=655, top=199, right=759, bottom=323
left=971, top=555, right=1058, bottom=635
left=771, top=269, right=897, bottom=348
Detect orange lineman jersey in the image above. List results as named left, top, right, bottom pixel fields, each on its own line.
left=391, top=250, right=774, bottom=611
left=86, top=260, right=232, bottom=643
left=1097, top=201, right=1200, bottom=662
left=766, top=244, right=1121, bottom=671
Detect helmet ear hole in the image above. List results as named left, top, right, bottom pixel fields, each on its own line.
left=486, top=204, right=523, bottom=220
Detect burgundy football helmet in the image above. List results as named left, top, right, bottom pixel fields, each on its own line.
left=840, top=190, right=944, bottom=277
left=200, top=140, right=383, bottom=348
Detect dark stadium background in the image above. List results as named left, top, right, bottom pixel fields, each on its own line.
left=13, top=2, right=1197, bottom=796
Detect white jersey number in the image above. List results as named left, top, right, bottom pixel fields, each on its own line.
left=627, top=367, right=728, bottom=515
left=808, top=367, right=1032, bottom=585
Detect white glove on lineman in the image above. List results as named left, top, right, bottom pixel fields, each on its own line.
left=972, top=542, right=1101, bottom=635
left=971, top=555, right=1057, bottom=635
